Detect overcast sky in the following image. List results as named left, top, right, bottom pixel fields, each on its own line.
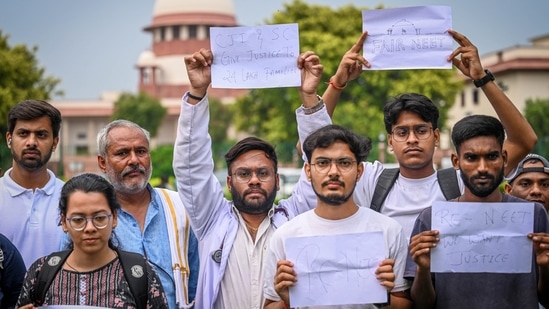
left=1, top=0, right=548, bottom=99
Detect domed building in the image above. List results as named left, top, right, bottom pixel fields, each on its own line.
left=52, top=0, right=247, bottom=178
left=136, top=0, right=246, bottom=100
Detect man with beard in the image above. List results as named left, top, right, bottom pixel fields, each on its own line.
left=263, top=124, right=412, bottom=309
left=505, top=153, right=549, bottom=212
left=295, top=30, right=536, bottom=242
left=96, top=119, right=199, bottom=309
left=405, top=115, right=549, bottom=309
left=0, top=100, right=65, bottom=267
left=173, top=49, right=320, bottom=308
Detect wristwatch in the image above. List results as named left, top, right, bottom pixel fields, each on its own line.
left=473, top=69, right=495, bottom=88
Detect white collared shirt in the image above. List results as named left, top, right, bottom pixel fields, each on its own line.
left=215, top=207, right=275, bottom=309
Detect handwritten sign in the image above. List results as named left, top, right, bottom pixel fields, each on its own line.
left=362, top=6, right=453, bottom=70
left=285, top=232, right=387, bottom=307
left=210, top=24, right=300, bottom=89
left=431, top=201, right=534, bottom=273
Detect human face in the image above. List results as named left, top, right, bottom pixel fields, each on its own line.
left=388, top=111, right=439, bottom=175
left=98, top=126, right=152, bottom=195
left=61, top=191, right=117, bottom=256
left=305, top=141, right=363, bottom=206
left=7, top=116, right=58, bottom=172
left=452, top=136, right=507, bottom=198
left=505, top=160, right=549, bottom=211
left=228, top=149, right=279, bottom=215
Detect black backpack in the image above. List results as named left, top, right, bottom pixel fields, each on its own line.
left=370, top=167, right=460, bottom=212
left=34, top=249, right=148, bottom=309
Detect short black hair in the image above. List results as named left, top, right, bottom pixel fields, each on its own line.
left=8, top=100, right=62, bottom=138
left=451, top=115, right=505, bottom=153
left=303, top=124, right=372, bottom=163
left=224, top=136, right=278, bottom=175
left=383, top=93, right=439, bottom=133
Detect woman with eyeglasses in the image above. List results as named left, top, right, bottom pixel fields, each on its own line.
left=16, top=173, right=168, bottom=308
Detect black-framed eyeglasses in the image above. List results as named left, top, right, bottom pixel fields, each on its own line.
left=310, top=158, right=357, bottom=174
left=391, top=125, right=433, bottom=142
left=232, top=167, right=274, bottom=183
left=66, top=214, right=113, bottom=231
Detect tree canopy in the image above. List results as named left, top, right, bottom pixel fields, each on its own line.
left=0, top=31, right=62, bottom=130
left=231, top=0, right=462, bottom=160
left=524, top=98, right=549, bottom=157
left=0, top=30, right=62, bottom=172
left=111, top=92, right=167, bottom=137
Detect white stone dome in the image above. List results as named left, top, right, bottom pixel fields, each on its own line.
left=137, top=50, right=157, bottom=67
left=153, top=0, right=235, bottom=17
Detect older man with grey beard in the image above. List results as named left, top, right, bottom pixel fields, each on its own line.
left=97, top=119, right=199, bottom=309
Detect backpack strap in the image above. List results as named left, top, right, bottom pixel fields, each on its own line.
left=35, top=250, right=71, bottom=306
left=370, top=167, right=461, bottom=211
left=116, top=249, right=148, bottom=309
left=34, top=249, right=148, bottom=309
left=370, top=168, right=400, bottom=212
left=436, top=167, right=461, bottom=200
left=0, top=246, right=4, bottom=270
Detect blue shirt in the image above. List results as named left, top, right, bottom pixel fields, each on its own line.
left=115, top=186, right=198, bottom=309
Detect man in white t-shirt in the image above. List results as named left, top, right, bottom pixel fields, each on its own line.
left=296, top=30, right=536, bottom=240
left=263, top=124, right=411, bottom=309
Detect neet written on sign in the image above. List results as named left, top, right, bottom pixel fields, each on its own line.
left=431, top=201, right=535, bottom=273
left=210, top=23, right=301, bottom=89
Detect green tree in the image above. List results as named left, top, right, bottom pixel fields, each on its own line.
left=231, top=0, right=462, bottom=160
left=209, top=97, right=235, bottom=168
left=111, top=92, right=167, bottom=137
left=0, top=30, right=62, bottom=172
left=524, top=98, right=549, bottom=157
left=150, top=144, right=175, bottom=179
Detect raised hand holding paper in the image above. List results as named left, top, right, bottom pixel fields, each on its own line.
left=363, top=6, right=453, bottom=70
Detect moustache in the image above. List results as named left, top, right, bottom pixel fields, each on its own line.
left=321, top=178, right=345, bottom=187
left=472, top=173, right=494, bottom=180
left=122, top=166, right=146, bottom=177
left=243, top=186, right=267, bottom=196
left=22, top=148, right=40, bottom=155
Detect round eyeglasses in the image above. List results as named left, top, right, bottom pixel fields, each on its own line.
left=310, top=158, right=357, bottom=174
left=391, top=125, right=433, bottom=142
left=232, top=167, right=274, bottom=183
left=66, top=214, right=113, bottom=231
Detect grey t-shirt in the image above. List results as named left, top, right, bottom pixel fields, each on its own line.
left=404, top=194, right=549, bottom=309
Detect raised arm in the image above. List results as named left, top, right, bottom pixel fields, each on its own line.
left=295, top=32, right=370, bottom=158
left=184, top=48, right=213, bottom=103
left=448, top=29, right=537, bottom=175
left=173, top=49, right=226, bottom=239
left=320, top=31, right=371, bottom=115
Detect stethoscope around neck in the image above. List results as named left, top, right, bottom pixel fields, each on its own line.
left=210, top=206, right=290, bottom=263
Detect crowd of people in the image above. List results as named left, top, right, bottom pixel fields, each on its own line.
left=0, top=28, right=548, bottom=309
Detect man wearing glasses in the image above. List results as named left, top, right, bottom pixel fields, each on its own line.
left=173, top=49, right=320, bottom=309
left=296, top=30, right=537, bottom=241
left=263, top=124, right=411, bottom=308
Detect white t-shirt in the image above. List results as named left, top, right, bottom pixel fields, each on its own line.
left=296, top=105, right=465, bottom=242
left=353, top=161, right=465, bottom=240
left=263, top=207, right=410, bottom=308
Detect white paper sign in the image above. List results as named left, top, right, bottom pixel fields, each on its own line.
left=362, top=6, right=453, bottom=70
left=431, top=201, right=534, bottom=273
left=285, top=232, right=387, bottom=307
left=210, top=24, right=300, bottom=89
